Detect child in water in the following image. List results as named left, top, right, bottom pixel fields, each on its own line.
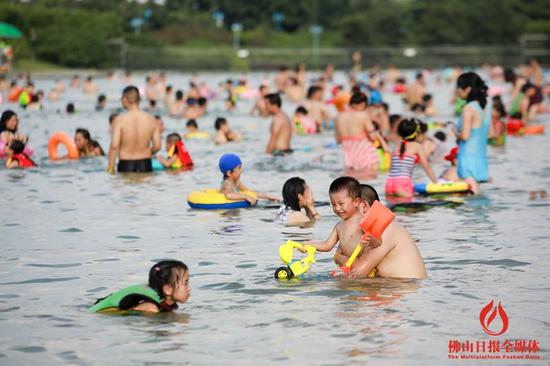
left=74, top=128, right=104, bottom=157
left=89, top=260, right=190, bottom=313
left=293, top=106, right=318, bottom=135
left=346, top=184, right=427, bottom=279
left=219, top=153, right=279, bottom=206
left=214, top=117, right=241, bottom=144
left=5, top=140, right=36, bottom=168
left=156, top=133, right=193, bottom=169
left=303, top=177, right=380, bottom=265
left=277, top=177, right=320, bottom=225
left=385, top=118, right=437, bottom=198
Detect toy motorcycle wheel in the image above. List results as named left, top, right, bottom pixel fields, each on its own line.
left=274, top=266, right=292, bottom=280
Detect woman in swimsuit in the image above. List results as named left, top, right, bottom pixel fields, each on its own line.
left=277, top=177, right=320, bottom=225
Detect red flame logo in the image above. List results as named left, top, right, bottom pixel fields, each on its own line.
left=479, top=300, right=509, bottom=336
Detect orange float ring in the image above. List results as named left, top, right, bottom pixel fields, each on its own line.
left=7, top=87, right=23, bottom=103
left=48, top=132, right=79, bottom=160
left=523, top=125, right=544, bottom=135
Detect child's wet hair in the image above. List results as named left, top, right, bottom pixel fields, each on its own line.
left=349, top=92, right=368, bottom=106
left=307, top=85, right=322, bottom=99
left=0, top=110, right=17, bottom=132
left=359, top=184, right=380, bottom=205
left=166, top=132, right=181, bottom=142
left=9, top=139, right=25, bottom=154
left=295, top=106, right=308, bottom=115
left=282, top=177, right=306, bottom=211
left=148, top=260, right=188, bottom=298
left=434, top=131, right=446, bottom=142
left=457, top=72, right=488, bottom=108
left=492, top=95, right=506, bottom=117
left=329, top=176, right=360, bottom=200
left=214, top=117, right=227, bottom=130
left=389, top=114, right=402, bottom=128
left=398, top=118, right=420, bottom=157
left=186, top=119, right=198, bottom=129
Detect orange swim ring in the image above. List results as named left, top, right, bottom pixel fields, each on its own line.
left=48, top=132, right=79, bottom=160
left=522, top=125, right=544, bottom=135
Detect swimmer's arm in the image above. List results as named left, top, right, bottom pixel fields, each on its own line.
left=350, top=240, right=394, bottom=276
left=416, top=143, right=437, bottom=183
left=363, top=116, right=377, bottom=141
left=333, top=246, right=349, bottom=267
left=520, top=97, right=530, bottom=123
left=132, top=301, right=160, bottom=313
left=265, top=120, right=281, bottom=154
left=456, top=105, right=473, bottom=140
left=222, top=182, right=257, bottom=203
left=108, top=120, right=122, bottom=173
left=157, top=155, right=178, bottom=168
left=375, top=131, right=390, bottom=152
left=334, top=117, right=341, bottom=143
left=151, top=121, right=161, bottom=155
left=306, top=226, right=338, bottom=252
left=6, top=159, right=18, bottom=168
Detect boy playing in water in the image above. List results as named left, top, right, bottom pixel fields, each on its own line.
left=214, top=117, right=241, bottom=144
left=219, top=153, right=279, bottom=205
left=349, top=184, right=427, bottom=279
left=304, top=177, right=376, bottom=262
left=156, top=133, right=193, bottom=169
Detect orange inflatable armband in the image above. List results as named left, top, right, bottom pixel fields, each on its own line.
left=48, top=132, right=79, bottom=160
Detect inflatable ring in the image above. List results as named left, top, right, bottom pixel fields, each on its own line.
left=151, top=158, right=165, bottom=171
left=184, top=132, right=210, bottom=139
left=523, top=125, right=544, bottom=135
left=187, top=189, right=257, bottom=209
left=414, top=181, right=471, bottom=195
left=48, top=132, right=79, bottom=160
left=506, top=119, right=524, bottom=135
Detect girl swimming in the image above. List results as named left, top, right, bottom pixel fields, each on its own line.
left=74, top=128, right=105, bottom=157
left=277, top=177, right=320, bottom=225
left=89, top=260, right=190, bottom=313
left=385, top=118, right=437, bottom=198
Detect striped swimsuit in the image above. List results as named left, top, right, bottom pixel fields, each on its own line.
left=340, top=133, right=379, bottom=172
left=385, top=152, right=417, bottom=196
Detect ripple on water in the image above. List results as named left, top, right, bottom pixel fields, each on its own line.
left=25, top=263, right=82, bottom=268
left=0, top=277, right=79, bottom=285
left=116, top=235, right=141, bottom=240
left=58, top=228, right=83, bottom=233
left=11, top=346, right=47, bottom=353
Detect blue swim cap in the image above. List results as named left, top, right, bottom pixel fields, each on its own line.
left=369, top=90, right=383, bottom=105
left=219, top=153, right=242, bottom=174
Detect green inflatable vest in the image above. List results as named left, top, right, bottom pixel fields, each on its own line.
left=88, top=284, right=162, bottom=313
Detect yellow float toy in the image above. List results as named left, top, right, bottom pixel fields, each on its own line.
left=187, top=189, right=257, bottom=209
left=414, top=181, right=471, bottom=195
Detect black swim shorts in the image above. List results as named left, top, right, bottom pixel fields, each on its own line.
left=118, top=158, right=153, bottom=173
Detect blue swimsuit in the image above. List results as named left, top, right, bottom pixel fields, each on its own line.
left=457, top=100, right=491, bottom=182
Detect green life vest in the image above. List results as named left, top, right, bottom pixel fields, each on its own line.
left=88, top=284, right=162, bottom=313
left=509, top=93, right=523, bottom=116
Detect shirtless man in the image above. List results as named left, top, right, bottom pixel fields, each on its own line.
left=83, top=76, right=98, bottom=95
left=145, top=75, right=159, bottom=103
left=303, top=85, right=333, bottom=130
left=250, top=85, right=270, bottom=117
left=265, top=93, right=292, bottom=155
left=405, top=73, right=425, bottom=108
left=284, top=77, right=304, bottom=103
left=274, top=66, right=291, bottom=93
left=169, top=90, right=185, bottom=118
left=349, top=184, right=427, bottom=279
left=108, top=86, right=161, bottom=173
left=335, top=92, right=380, bottom=175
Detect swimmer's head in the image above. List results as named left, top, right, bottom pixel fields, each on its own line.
left=122, top=85, right=140, bottom=106
left=219, top=153, right=242, bottom=179
left=359, top=184, right=380, bottom=213
left=198, top=97, right=207, bottom=107
left=349, top=92, right=368, bottom=109
left=521, top=82, right=536, bottom=96
left=329, top=177, right=361, bottom=219
left=265, top=93, right=282, bottom=113
left=175, top=90, right=184, bottom=100
left=7, top=139, right=25, bottom=155
left=108, top=113, right=119, bottom=125
left=148, top=260, right=190, bottom=304
left=307, top=85, right=322, bottom=99
left=215, top=117, right=228, bottom=131
left=282, top=177, right=309, bottom=211
left=398, top=118, right=420, bottom=141
left=186, top=119, right=198, bottom=131
left=434, top=131, right=446, bottom=142
left=66, top=103, right=75, bottom=114
left=0, top=110, right=18, bottom=133
left=389, top=114, right=402, bottom=130
left=166, top=133, right=181, bottom=151
left=74, top=128, right=92, bottom=149
left=492, top=95, right=506, bottom=118
left=295, top=106, right=308, bottom=116
left=456, top=72, right=488, bottom=108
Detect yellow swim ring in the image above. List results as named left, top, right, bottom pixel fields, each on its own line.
left=187, top=189, right=257, bottom=209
